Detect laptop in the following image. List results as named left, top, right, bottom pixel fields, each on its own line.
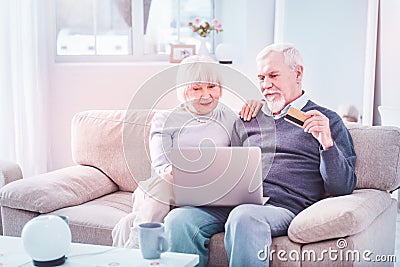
left=171, top=147, right=268, bottom=206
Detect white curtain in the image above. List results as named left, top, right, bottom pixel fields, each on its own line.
left=0, top=0, right=48, bottom=177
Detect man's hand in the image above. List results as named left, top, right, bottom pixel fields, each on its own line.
left=303, top=110, right=334, bottom=150
left=239, top=100, right=264, bottom=121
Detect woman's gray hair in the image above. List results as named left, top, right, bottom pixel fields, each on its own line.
left=256, top=43, right=304, bottom=71
left=176, top=55, right=221, bottom=103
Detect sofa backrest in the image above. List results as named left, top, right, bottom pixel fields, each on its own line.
left=71, top=110, right=154, bottom=192
left=71, top=110, right=400, bottom=193
left=347, top=123, right=400, bottom=191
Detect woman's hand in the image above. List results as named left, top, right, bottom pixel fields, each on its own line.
left=161, top=165, right=173, bottom=183
left=239, top=99, right=264, bottom=121
left=162, top=172, right=174, bottom=183
left=164, top=165, right=173, bottom=175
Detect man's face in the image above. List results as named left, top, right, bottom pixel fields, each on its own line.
left=184, top=82, right=221, bottom=115
left=256, top=51, right=303, bottom=114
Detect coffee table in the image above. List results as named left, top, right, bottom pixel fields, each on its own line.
left=0, top=236, right=199, bottom=267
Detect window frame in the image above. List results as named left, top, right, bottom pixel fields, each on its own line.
left=52, top=0, right=217, bottom=63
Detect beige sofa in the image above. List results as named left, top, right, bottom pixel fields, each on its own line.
left=1, top=110, right=399, bottom=267
left=0, top=160, right=23, bottom=234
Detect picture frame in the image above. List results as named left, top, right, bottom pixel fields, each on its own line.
left=170, top=44, right=196, bottom=63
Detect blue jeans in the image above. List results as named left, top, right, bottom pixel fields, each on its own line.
left=164, top=204, right=295, bottom=267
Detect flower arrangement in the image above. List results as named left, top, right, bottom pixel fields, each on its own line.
left=187, top=17, right=223, bottom=38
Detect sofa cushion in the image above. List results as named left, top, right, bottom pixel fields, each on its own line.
left=0, top=165, right=118, bottom=213
left=347, top=124, right=400, bottom=191
left=48, top=191, right=132, bottom=246
left=71, top=110, right=154, bottom=192
left=207, top=234, right=301, bottom=267
left=288, top=189, right=392, bottom=243
left=208, top=233, right=228, bottom=267
left=269, top=236, right=302, bottom=266
left=300, top=199, right=396, bottom=267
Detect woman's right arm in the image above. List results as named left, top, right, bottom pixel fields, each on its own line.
left=149, top=111, right=173, bottom=176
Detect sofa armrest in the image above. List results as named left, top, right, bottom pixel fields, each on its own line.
left=288, top=189, right=393, bottom=243
left=0, top=165, right=118, bottom=213
left=0, top=160, right=23, bottom=186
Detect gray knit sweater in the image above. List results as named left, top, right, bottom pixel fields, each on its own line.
left=231, top=100, right=357, bottom=215
left=150, top=104, right=238, bottom=175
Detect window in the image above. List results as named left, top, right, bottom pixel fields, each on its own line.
left=55, top=0, right=216, bottom=60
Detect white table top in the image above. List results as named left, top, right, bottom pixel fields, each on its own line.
left=0, top=236, right=199, bottom=267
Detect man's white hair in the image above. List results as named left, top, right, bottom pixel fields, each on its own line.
left=256, top=43, right=304, bottom=71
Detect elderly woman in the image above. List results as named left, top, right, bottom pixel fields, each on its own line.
left=112, top=55, right=261, bottom=248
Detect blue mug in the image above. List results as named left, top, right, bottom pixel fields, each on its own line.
left=138, top=222, right=169, bottom=259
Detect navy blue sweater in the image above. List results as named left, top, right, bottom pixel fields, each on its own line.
left=231, top=100, right=357, bottom=215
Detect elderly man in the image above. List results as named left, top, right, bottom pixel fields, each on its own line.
left=164, top=43, right=357, bottom=267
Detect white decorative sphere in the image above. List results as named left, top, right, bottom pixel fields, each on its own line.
left=21, top=215, right=71, bottom=266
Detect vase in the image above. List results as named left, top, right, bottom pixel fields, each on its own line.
left=198, top=37, right=210, bottom=56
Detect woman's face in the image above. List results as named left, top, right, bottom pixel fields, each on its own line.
left=184, top=82, right=221, bottom=115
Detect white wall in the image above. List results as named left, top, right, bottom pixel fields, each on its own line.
left=218, top=0, right=275, bottom=83
left=45, top=1, right=276, bottom=171
left=274, top=0, right=371, bottom=115
left=380, top=0, right=400, bottom=108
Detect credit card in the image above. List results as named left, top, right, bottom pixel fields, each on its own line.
left=284, top=106, right=310, bottom=127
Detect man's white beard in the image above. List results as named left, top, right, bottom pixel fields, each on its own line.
left=267, top=96, right=286, bottom=114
